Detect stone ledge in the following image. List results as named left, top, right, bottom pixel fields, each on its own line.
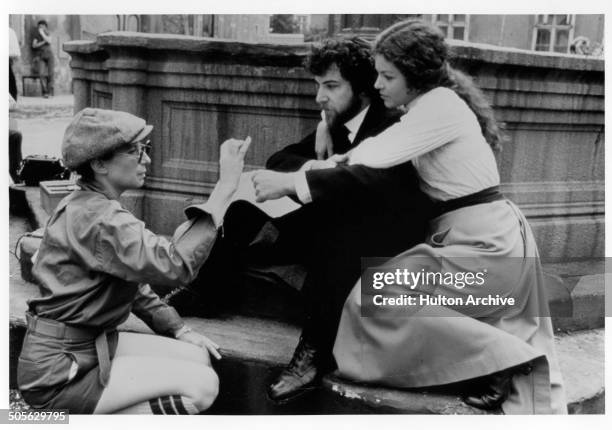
left=65, top=32, right=311, bottom=68
left=117, top=312, right=300, bottom=366
left=449, top=39, right=604, bottom=71
left=23, top=186, right=50, bottom=228
left=322, top=374, right=490, bottom=414
left=63, top=32, right=604, bottom=73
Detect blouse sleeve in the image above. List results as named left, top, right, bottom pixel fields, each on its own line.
left=348, top=87, right=476, bottom=168
left=131, top=283, right=185, bottom=336
left=92, top=202, right=218, bottom=287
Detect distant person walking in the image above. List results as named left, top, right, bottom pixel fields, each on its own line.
left=9, top=27, right=20, bottom=100
left=30, top=19, right=54, bottom=98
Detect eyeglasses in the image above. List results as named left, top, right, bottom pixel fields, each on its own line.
left=119, top=139, right=152, bottom=163
left=136, top=140, right=152, bottom=163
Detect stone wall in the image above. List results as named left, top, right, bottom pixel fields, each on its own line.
left=64, top=32, right=604, bottom=262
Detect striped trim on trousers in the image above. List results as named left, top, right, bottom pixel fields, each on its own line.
left=149, top=395, right=190, bottom=414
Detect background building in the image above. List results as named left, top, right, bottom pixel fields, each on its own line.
left=9, top=13, right=604, bottom=96
left=330, top=14, right=604, bottom=55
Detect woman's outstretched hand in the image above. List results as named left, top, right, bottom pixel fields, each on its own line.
left=205, top=137, right=251, bottom=226
left=218, top=136, right=251, bottom=191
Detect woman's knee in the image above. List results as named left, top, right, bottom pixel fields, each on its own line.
left=169, top=338, right=212, bottom=366
left=199, top=348, right=212, bottom=367
left=116, top=332, right=211, bottom=366
left=187, top=366, right=219, bottom=411
left=178, top=342, right=212, bottom=368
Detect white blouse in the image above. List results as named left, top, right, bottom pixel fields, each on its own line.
left=348, top=87, right=500, bottom=202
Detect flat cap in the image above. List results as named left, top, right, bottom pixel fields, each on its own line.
left=62, top=108, right=153, bottom=169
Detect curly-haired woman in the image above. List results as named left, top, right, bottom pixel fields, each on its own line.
left=331, top=20, right=566, bottom=414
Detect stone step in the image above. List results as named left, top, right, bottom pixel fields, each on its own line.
left=101, top=317, right=602, bottom=414
left=547, top=262, right=606, bottom=333
left=8, top=307, right=604, bottom=414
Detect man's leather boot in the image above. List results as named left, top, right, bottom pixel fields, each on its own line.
left=267, top=336, right=320, bottom=404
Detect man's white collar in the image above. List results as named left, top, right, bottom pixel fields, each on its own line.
left=344, top=105, right=370, bottom=143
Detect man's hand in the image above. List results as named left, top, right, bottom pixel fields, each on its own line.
left=177, top=330, right=222, bottom=361
left=315, top=119, right=333, bottom=160
left=38, top=28, right=52, bottom=44
left=327, top=153, right=349, bottom=165
left=251, top=170, right=296, bottom=202
left=38, top=28, right=51, bottom=45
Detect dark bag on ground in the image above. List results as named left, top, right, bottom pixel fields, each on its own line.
left=17, top=155, right=70, bottom=186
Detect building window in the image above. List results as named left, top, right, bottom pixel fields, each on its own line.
left=269, top=15, right=299, bottom=34
left=127, top=15, right=140, bottom=32
left=432, top=15, right=469, bottom=41
left=294, top=15, right=310, bottom=34
left=532, top=15, right=575, bottom=53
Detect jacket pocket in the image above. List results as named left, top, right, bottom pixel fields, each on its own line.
left=18, top=332, right=73, bottom=391
left=17, top=353, right=72, bottom=392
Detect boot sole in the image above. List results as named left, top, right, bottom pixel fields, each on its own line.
left=267, top=384, right=319, bottom=405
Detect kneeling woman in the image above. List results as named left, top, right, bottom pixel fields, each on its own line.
left=18, top=108, right=250, bottom=414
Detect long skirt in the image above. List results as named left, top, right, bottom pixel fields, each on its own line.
left=333, top=200, right=567, bottom=414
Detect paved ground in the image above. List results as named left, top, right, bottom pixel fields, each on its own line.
left=11, top=95, right=74, bottom=159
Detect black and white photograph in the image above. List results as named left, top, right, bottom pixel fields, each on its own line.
left=4, top=3, right=607, bottom=428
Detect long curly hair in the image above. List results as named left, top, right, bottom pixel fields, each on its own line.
left=374, top=19, right=503, bottom=151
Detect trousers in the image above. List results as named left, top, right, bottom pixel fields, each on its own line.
left=190, top=198, right=428, bottom=368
